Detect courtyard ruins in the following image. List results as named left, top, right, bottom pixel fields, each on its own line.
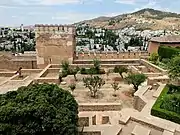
left=0, top=58, right=179, bottom=135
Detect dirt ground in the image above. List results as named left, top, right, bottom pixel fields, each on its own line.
left=60, top=73, right=134, bottom=109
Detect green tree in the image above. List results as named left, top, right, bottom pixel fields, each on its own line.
left=61, top=60, right=70, bottom=72
left=88, top=68, right=97, bottom=77
left=0, top=83, right=78, bottom=135
left=83, top=76, right=105, bottom=98
left=125, top=73, right=147, bottom=93
left=168, top=55, right=180, bottom=81
left=114, top=66, right=128, bottom=79
left=93, top=59, right=101, bottom=71
left=70, top=66, right=80, bottom=81
left=149, top=53, right=159, bottom=64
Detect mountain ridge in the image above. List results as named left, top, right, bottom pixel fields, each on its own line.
left=76, top=8, right=180, bottom=31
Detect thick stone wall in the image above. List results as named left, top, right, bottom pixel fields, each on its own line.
left=35, top=24, right=76, bottom=68
left=133, top=86, right=149, bottom=111
left=75, top=52, right=149, bottom=60
left=78, top=103, right=122, bottom=112
left=147, top=76, right=170, bottom=85
left=133, top=96, right=147, bottom=112
left=0, top=59, right=37, bottom=70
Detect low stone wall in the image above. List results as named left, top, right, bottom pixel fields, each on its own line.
left=0, top=72, right=15, bottom=77
left=21, top=69, right=42, bottom=74
left=0, top=58, right=37, bottom=70
left=129, top=66, right=140, bottom=73
left=38, top=64, right=51, bottom=78
left=78, top=103, right=122, bottom=112
left=133, top=86, right=149, bottom=111
left=74, top=52, right=149, bottom=60
left=144, top=73, right=162, bottom=77
left=73, top=59, right=140, bottom=65
left=34, top=78, right=59, bottom=84
left=140, top=59, right=167, bottom=74
left=133, top=96, right=147, bottom=112
left=147, top=76, right=170, bottom=85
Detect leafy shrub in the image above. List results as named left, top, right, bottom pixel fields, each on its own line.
left=93, top=59, right=100, bottom=70
left=113, top=66, right=128, bottom=78
left=168, top=55, right=180, bottom=80
left=61, top=60, right=70, bottom=71
left=80, top=68, right=86, bottom=74
left=149, top=53, right=159, bottom=64
left=62, top=69, right=68, bottom=77
left=151, top=85, right=180, bottom=124
left=167, top=84, right=180, bottom=94
left=80, top=68, right=105, bottom=75
left=114, top=66, right=120, bottom=73
left=125, top=73, right=147, bottom=92
left=83, top=76, right=105, bottom=97
left=0, top=83, right=79, bottom=135
left=161, top=58, right=170, bottom=64
left=161, top=94, right=180, bottom=114
left=158, top=46, right=180, bottom=60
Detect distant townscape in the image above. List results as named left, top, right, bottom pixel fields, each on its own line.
left=75, top=8, right=180, bottom=53
left=76, top=23, right=180, bottom=53
left=0, top=24, right=35, bottom=53
left=1, top=8, right=180, bottom=54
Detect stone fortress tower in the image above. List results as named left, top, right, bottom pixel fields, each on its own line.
left=35, top=24, right=76, bottom=68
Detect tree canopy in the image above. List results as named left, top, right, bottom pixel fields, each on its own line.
left=0, top=83, right=78, bottom=135
left=168, top=55, right=180, bottom=81
left=125, top=73, right=147, bottom=92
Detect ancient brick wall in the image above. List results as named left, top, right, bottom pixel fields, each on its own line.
left=35, top=24, right=76, bottom=68
left=0, top=55, right=37, bottom=70
left=75, top=52, right=149, bottom=60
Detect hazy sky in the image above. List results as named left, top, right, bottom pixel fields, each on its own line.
left=0, top=0, right=179, bottom=26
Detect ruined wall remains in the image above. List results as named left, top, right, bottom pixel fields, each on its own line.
left=35, top=24, right=76, bottom=68
left=0, top=55, right=37, bottom=70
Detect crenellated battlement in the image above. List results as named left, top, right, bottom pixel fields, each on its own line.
left=35, top=24, right=75, bottom=35
left=35, top=24, right=76, bottom=68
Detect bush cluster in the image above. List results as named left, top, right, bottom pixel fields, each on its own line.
left=167, top=84, right=180, bottom=94
left=80, top=67, right=105, bottom=75
left=0, top=83, right=79, bottom=135
left=158, top=46, right=180, bottom=60
left=60, top=61, right=80, bottom=79
left=151, top=84, right=180, bottom=124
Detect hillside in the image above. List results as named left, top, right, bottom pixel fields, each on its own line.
left=76, top=8, right=180, bottom=30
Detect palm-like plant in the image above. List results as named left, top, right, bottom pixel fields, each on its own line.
left=61, top=60, right=70, bottom=71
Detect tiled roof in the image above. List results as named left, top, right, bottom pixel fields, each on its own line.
left=150, top=35, right=180, bottom=43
